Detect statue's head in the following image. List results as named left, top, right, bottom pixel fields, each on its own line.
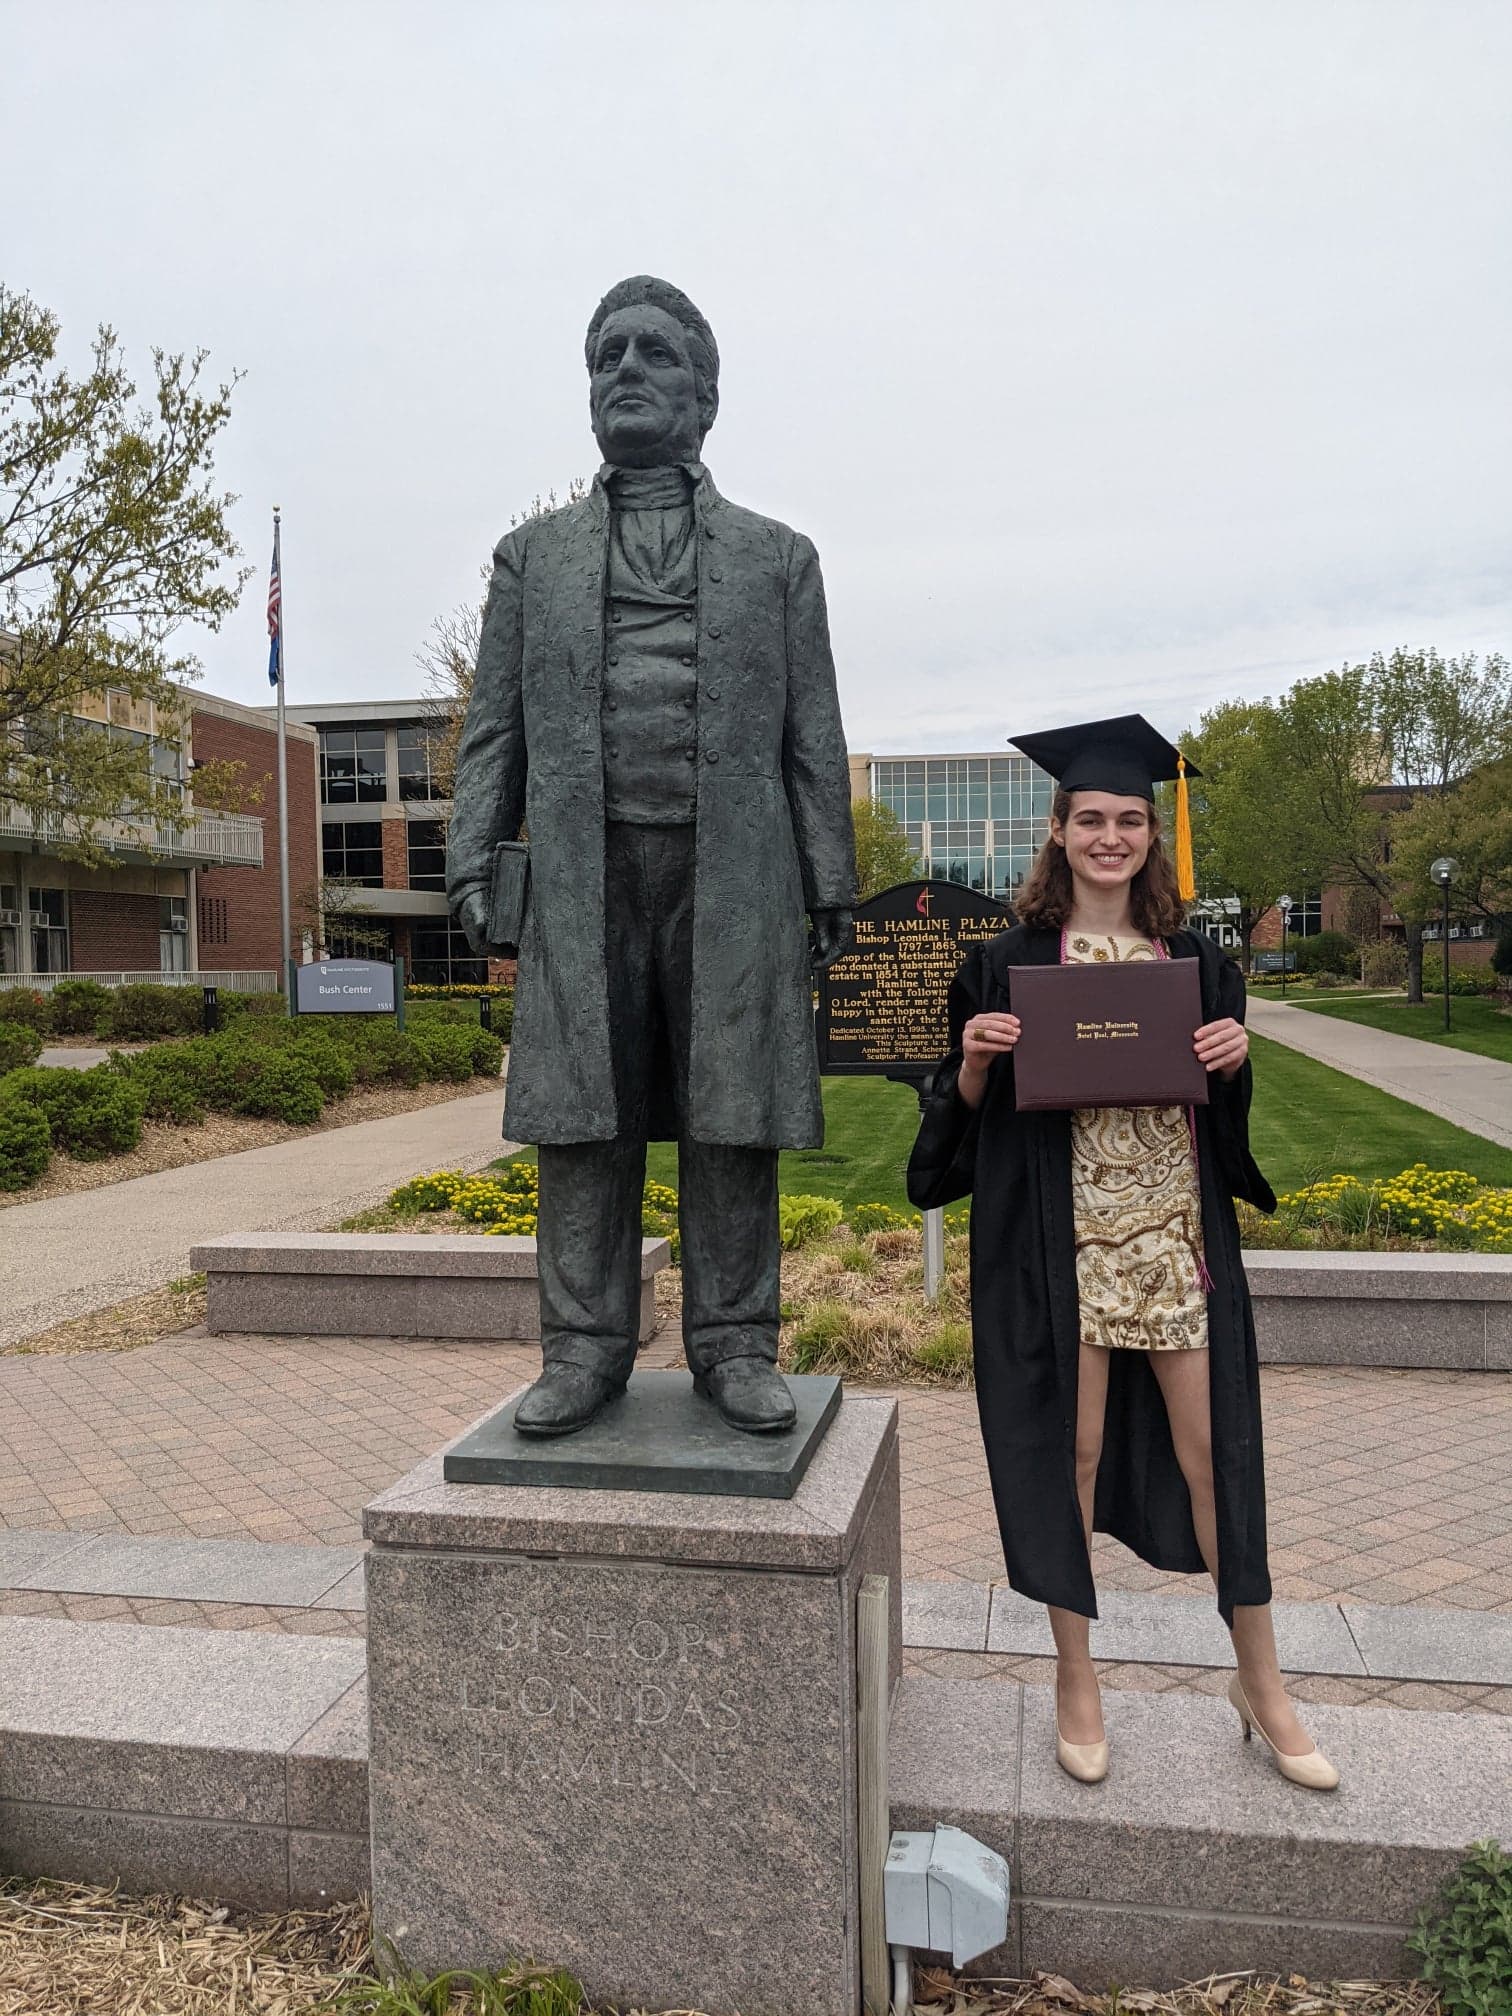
left=585, top=276, right=719, bottom=467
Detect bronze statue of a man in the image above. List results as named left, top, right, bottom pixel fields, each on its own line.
left=447, top=276, right=856, bottom=1437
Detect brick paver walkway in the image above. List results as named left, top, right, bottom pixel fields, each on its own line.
left=2, top=1333, right=1507, bottom=1611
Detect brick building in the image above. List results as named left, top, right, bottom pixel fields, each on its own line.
left=191, top=692, right=320, bottom=978
left=1, top=682, right=319, bottom=990
left=274, top=699, right=487, bottom=986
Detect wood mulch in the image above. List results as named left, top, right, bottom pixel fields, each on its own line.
left=1, top=1278, right=209, bottom=1358
left=0, top=1079, right=496, bottom=1213
left=0, top=1881, right=1440, bottom=2016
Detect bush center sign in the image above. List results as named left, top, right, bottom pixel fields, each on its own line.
left=292, top=958, right=399, bottom=1016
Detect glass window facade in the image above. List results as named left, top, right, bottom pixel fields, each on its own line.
left=871, top=754, right=1054, bottom=900
left=320, top=728, right=386, bottom=804
left=396, top=726, right=443, bottom=801
left=407, top=818, right=447, bottom=891
left=322, top=821, right=384, bottom=886
left=411, top=919, right=487, bottom=988
left=29, top=888, right=69, bottom=974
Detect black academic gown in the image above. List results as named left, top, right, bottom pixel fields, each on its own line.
left=906, top=924, right=1277, bottom=1625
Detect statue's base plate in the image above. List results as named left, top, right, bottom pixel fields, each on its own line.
left=441, top=1368, right=842, bottom=1499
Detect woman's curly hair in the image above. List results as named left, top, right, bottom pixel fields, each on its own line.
left=1015, top=788, right=1187, bottom=939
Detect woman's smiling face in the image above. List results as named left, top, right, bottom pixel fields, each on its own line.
left=1051, top=790, right=1153, bottom=893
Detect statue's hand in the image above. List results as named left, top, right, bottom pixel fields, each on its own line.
left=809, top=908, right=855, bottom=971
left=458, top=890, right=511, bottom=960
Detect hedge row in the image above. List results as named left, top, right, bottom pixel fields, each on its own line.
left=0, top=981, right=285, bottom=1042
left=0, top=1011, right=505, bottom=1191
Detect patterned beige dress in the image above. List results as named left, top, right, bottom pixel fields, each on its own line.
left=1065, top=932, right=1209, bottom=1352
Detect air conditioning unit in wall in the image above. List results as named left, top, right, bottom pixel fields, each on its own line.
left=168, top=916, right=190, bottom=933
left=0, top=910, right=21, bottom=928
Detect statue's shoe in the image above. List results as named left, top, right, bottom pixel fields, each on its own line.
left=694, top=1358, right=798, bottom=1434
left=513, top=1364, right=625, bottom=1437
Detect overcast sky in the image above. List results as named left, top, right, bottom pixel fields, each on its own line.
left=10, top=0, right=1510, bottom=753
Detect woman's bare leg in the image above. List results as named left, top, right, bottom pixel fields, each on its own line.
left=1047, top=1342, right=1111, bottom=1744
left=1148, top=1349, right=1313, bottom=1754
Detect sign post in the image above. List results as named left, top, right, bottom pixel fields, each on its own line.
left=817, top=880, right=1012, bottom=1302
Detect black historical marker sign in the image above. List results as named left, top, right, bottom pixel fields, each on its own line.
left=817, top=879, right=1014, bottom=1079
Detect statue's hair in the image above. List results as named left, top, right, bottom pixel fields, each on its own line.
left=584, top=276, right=720, bottom=403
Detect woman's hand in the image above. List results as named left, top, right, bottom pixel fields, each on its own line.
left=957, top=1012, right=1021, bottom=1109
left=1194, top=1017, right=1248, bottom=1080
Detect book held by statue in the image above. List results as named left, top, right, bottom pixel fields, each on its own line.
left=1009, top=957, right=1209, bottom=1111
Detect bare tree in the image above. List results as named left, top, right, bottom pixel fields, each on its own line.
left=416, top=482, right=588, bottom=799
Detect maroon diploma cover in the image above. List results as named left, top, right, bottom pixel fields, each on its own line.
left=1009, top=957, right=1209, bottom=1111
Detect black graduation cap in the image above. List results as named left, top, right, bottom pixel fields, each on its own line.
left=1008, top=713, right=1200, bottom=900
left=1007, top=713, right=1199, bottom=803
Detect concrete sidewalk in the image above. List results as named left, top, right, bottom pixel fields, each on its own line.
left=1248, top=995, right=1512, bottom=1150
left=0, top=1088, right=508, bottom=1347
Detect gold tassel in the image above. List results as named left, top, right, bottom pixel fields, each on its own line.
left=1174, top=754, right=1196, bottom=903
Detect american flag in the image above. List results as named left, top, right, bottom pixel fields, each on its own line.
left=266, top=517, right=282, bottom=687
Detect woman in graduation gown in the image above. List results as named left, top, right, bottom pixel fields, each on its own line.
left=907, top=715, right=1338, bottom=1791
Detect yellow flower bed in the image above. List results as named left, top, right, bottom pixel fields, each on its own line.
left=1276, top=1163, right=1512, bottom=1251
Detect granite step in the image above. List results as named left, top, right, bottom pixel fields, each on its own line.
left=4, top=1619, right=1506, bottom=1990
left=7, top=1533, right=1512, bottom=1689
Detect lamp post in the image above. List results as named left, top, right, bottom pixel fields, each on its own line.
left=1277, top=894, right=1294, bottom=998
left=1430, top=858, right=1459, bottom=1033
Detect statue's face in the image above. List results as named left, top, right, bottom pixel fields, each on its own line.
left=589, top=304, right=707, bottom=466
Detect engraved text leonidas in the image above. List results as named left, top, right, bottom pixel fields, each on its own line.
left=453, top=1612, right=743, bottom=1796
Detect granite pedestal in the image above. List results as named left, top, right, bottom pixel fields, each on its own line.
left=363, top=1388, right=901, bottom=2016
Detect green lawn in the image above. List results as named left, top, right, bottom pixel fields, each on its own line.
left=495, top=1043, right=1512, bottom=1212
left=1288, top=990, right=1512, bottom=1065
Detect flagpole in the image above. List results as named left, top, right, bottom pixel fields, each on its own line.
left=273, top=506, right=292, bottom=1001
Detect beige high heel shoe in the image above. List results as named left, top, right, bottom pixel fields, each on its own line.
left=1228, top=1676, right=1339, bottom=1791
left=1054, top=1684, right=1109, bottom=1783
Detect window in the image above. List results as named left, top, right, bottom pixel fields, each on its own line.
left=319, top=727, right=387, bottom=804
left=151, top=737, right=186, bottom=803
left=322, top=821, right=385, bottom=886
left=159, top=894, right=189, bottom=974
left=407, top=818, right=447, bottom=891
left=411, top=919, right=487, bottom=987
left=0, top=881, right=19, bottom=975
left=397, top=727, right=443, bottom=801
left=327, top=919, right=394, bottom=961
left=29, top=888, right=69, bottom=974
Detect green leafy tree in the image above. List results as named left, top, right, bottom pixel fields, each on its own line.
left=1280, top=652, right=1512, bottom=1002
left=852, top=796, right=919, bottom=900
left=1181, top=698, right=1327, bottom=971
left=0, top=285, right=246, bottom=860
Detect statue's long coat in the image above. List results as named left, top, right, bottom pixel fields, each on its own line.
left=445, top=469, right=857, bottom=1149
left=907, top=925, right=1276, bottom=1625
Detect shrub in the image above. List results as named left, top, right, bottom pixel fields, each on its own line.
left=47, top=978, right=111, bottom=1035
left=0, top=1022, right=44, bottom=1075
left=1421, top=955, right=1501, bottom=998
left=778, top=1192, right=844, bottom=1251
left=99, top=983, right=202, bottom=1042
left=213, top=1047, right=326, bottom=1124
left=469, top=1027, right=505, bottom=1075
left=409, top=1023, right=478, bottom=1084
left=219, top=990, right=285, bottom=1021
left=1362, top=940, right=1408, bottom=988
left=0, top=987, right=49, bottom=1030
left=1408, top=1838, right=1512, bottom=2016
left=1294, top=929, right=1357, bottom=977
left=0, top=1090, right=51, bottom=1190
left=2, top=1064, right=145, bottom=1159
left=123, top=1038, right=217, bottom=1123
left=339, top=1024, right=427, bottom=1087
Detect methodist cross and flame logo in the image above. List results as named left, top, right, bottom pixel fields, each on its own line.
left=915, top=888, right=933, bottom=918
